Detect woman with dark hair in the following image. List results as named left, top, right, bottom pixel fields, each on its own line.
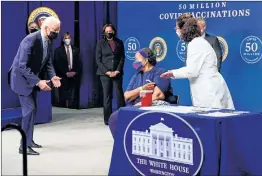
left=27, top=22, right=39, bottom=34
left=161, top=15, right=235, bottom=110
left=96, top=24, right=126, bottom=125
left=108, top=48, right=174, bottom=138
left=124, top=48, right=170, bottom=106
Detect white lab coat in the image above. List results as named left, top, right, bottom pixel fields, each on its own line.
left=172, top=37, right=235, bottom=110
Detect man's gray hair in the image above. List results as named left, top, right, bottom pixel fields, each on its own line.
left=41, top=16, right=61, bottom=28
left=196, top=17, right=206, bottom=26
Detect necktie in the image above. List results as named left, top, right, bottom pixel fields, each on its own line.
left=43, top=40, right=48, bottom=62
left=66, top=46, right=71, bottom=70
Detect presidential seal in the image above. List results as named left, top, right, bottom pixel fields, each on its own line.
left=149, top=37, right=167, bottom=62
left=217, top=36, right=228, bottom=62
left=28, top=7, right=59, bottom=29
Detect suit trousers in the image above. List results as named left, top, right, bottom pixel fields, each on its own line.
left=100, top=75, right=125, bottom=123
left=59, top=77, right=79, bottom=109
left=18, top=90, right=37, bottom=147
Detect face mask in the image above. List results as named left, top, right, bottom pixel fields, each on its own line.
left=48, top=31, right=58, bottom=40
left=105, top=32, right=114, bottom=39
left=64, top=39, right=71, bottom=45
left=47, top=27, right=59, bottom=40
left=29, top=28, right=38, bottom=33
left=133, top=60, right=143, bottom=71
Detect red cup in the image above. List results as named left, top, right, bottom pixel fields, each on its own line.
left=140, top=90, right=153, bottom=107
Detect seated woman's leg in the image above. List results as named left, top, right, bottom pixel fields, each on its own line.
left=108, top=110, right=119, bottom=139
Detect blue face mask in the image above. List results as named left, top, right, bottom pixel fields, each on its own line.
left=133, top=60, right=143, bottom=71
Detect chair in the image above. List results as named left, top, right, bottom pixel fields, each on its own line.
left=2, top=124, right=28, bottom=176
left=165, top=94, right=179, bottom=104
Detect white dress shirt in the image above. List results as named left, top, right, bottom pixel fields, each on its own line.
left=201, top=32, right=206, bottom=38
left=41, top=30, right=48, bottom=60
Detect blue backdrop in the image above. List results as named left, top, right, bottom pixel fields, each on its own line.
left=79, top=1, right=117, bottom=108
left=1, top=1, right=117, bottom=125
left=118, top=1, right=262, bottom=112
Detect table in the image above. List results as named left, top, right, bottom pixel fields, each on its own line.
left=219, top=112, right=262, bottom=175
left=109, top=106, right=222, bottom=175
left=108, top=106, right=262, bottom=176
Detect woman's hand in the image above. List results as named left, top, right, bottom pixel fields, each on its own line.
left=142, top=82, right=156, bottom=90
left=134, top=102, right=141, bottom=106
left=106, top=71, right=113, bottom=77
left=160, top=71, right=174, bottom=79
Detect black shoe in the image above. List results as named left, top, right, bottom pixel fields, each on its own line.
left=19, top=146, right=39, bottom=155
left=31, top=140, right=42, bottom=148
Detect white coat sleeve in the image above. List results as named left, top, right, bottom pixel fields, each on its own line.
left=171, top=40, right=207, bottom=79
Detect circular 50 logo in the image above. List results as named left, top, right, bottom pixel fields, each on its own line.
left=240, top=35, right=262, bottom=64
left=124, top=37, right=140, bottom=60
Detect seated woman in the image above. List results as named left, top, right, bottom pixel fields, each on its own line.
left=108, top=48, right=173, bottom=138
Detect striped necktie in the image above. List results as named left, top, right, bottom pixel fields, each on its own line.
left=43, top=40, right=48, bottom=63
left=66, top=46, right=71, bottom=70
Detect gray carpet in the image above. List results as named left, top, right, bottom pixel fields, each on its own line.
left=2, top=107, right=114, bottom=175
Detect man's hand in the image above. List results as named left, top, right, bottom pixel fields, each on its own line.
left=160, top=71, right=174, bottom=79
left=66, top=72, right=77, bottom=78
left=38, top=80, right=52, bottom=91
left=51, top=76, right=62, bottom=88
left=66, top=72, right=71, bottom=77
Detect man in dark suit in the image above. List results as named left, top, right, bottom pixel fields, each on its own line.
left=8, top=16, right=61, bottom=155
left=54, top=32, right=81, bottom=109
left=96, top=24, right=126, bottom=125
left=197, top=18, right=223, bottom=72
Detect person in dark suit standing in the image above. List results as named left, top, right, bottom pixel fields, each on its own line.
left=54, top=32, right=81, bottom=109
left=28, top=22, right=39, bottom=34
left=196, top=18, right=223, bottom=72
left=96, top=24, right=126, bottom=125
left=8, top=16, right=61, bottom=155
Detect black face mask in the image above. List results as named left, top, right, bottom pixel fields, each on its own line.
left=104, top=32, right=114, bottom=39
left=48, top=31, right=58, bottom=40
left=29, top=28, right=38, bottom=33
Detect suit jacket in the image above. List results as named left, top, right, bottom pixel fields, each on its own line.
left=54, top=45, right=81, bottom=79
left=95, top=38, right=125, bottom=75
left=8, top=31, right=56, bottom=96
left=205, top=33, right=223, bottom=72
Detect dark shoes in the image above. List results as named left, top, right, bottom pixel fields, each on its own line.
left=31, top=141, right=42, bottom=148
left=19, top=141, right=42, bottom=155
left=19, top=146, right=39, bottom=155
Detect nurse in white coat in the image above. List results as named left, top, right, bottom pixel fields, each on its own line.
left=161, top=15, right=235, bottom=110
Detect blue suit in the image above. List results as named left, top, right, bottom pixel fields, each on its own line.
left=8, top=31, right=56, bottom=146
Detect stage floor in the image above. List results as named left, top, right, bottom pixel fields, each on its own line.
left=2, top=107, right=114, bottom=175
